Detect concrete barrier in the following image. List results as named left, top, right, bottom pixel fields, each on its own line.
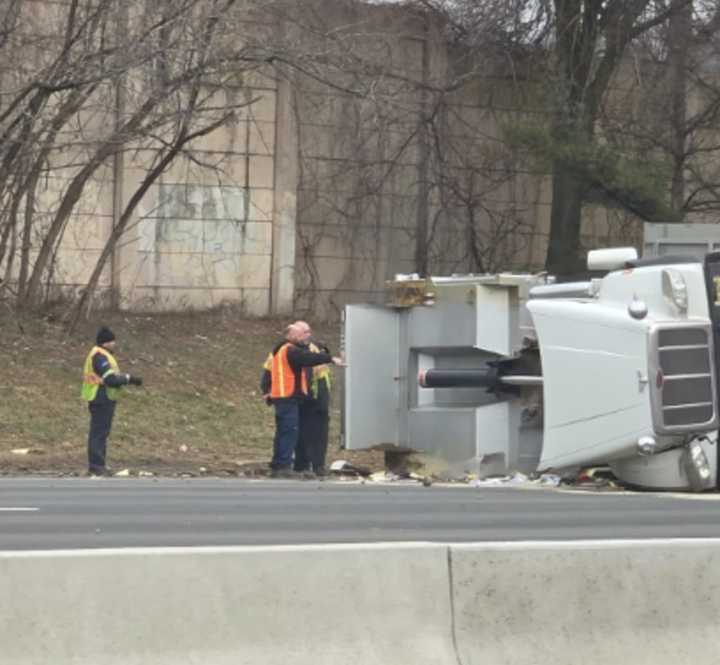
left=450, top=539, right=720, bottom=665
left=5, top=539, right=720, bottom=664
left=0, top=543, right=456, bottom=665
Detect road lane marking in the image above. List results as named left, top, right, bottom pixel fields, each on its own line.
left=0, top=507, right=39, bottom=512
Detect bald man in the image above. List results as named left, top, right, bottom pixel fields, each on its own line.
left=261, top=323, right=342, bottom=478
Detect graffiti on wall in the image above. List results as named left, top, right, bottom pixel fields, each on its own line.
left=139, top=183, right=248, bottom=255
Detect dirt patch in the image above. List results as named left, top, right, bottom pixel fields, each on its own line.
left=0, top=308, right=383, bottom=477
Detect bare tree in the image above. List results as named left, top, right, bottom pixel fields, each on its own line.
left=404, top=1, right=693, bottom=273
left=596, top=1, right=720, bottom=221
left=0, top=0, right=286, bottom=317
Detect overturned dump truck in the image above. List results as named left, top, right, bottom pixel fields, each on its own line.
left=343, top=248, right=720, bottom=491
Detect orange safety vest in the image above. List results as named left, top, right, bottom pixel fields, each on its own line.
left=270, top=343, right=308, bottom=399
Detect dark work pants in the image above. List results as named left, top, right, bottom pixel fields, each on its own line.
left=295, top=402, right=330, bottom=472
left=88, top=400, right=116, bottom=472
left=88, top=399, right=115, bottom=471
left=271, top=399, right=300, bottom=469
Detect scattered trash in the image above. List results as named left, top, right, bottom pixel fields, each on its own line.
left=471, top=477, right=508, bottom=487
left=471, top=472, right=534, bottom=488
left=573, top=467, right=620, bottom=489
left=329, top=460, right=371, bottom=477
left=506, top=471, right=529, bottom=485
left=10, top=448, right=43, bottom=455
left=199, top=466, right=208, bottom=474
left=577, top=467, right=616, bottom=483
left=179, top=444, right=188, bottom=453
left=138, top=470, right=154, bottom=477
left=539, top=473, right=562, bottom=487
left=369, top=471, right=400, bottom=482
left=113, top=469, right=130, bottom=477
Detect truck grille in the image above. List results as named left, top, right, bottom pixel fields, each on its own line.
left=651, top=325, right=717, bottom=433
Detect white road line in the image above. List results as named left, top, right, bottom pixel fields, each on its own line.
left=0, top=507, right=39, bottom=512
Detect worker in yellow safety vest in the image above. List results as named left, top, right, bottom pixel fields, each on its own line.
left=81, top=326, right=143, bottom=476
left=260, top=322, right=342, bottom=478
left=293, top=322, right=333, bottom=476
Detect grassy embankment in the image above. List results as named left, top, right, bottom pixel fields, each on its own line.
left=0, top=308, right=381, bottom=476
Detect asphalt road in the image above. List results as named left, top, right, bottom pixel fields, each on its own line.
left=2, top=477, right=720, bottom=550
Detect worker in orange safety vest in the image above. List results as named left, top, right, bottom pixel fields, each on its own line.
left=260, top=322, right=342, bottom=478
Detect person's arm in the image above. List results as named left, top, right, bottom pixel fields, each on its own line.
left=260, top=369, right=271, bottom=394
left=92, top=354, right=143, bottom=387
left=287, top=345, right=333, bottom=369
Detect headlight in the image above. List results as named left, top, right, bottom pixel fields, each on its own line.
left=637, top=436, right=657, bottom=455
left=662, top=269, right=688, bottom=313
left=684, top=440, right=713, bottom=491
left=628, top=297, right=649, bottom=320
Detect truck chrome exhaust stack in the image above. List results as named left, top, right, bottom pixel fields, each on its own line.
left=418, top=369, right=542, bottom=389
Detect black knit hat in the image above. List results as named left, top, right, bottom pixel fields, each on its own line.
left=96, top=326, right=116, bottom=346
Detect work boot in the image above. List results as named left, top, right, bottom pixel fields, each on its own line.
left=270, top=468, right=300, bottom=479
left=87, top=467, right=112, bottom=478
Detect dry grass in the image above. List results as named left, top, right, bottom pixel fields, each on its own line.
left=0, top=307, right=383, bottom=476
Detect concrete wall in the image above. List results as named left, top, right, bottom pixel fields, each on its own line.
left=45, top=81, right=279, bottom=316
left=1, top=543, right=457, bottom=665
left=4, top=539, right=720, bottom=664
left=3, top=0, right=691, bottom=318
left=120, top=83, right=278, bottom=315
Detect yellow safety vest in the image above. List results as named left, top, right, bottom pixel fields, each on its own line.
left=81, top=346, right=122, bottom=402
left=308, top=342, right=331, bottom=398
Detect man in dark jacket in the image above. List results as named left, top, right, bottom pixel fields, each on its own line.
left=260, top=322, right=341, bottom=478
left=81, top=327, right=143, bottom=476
left=292, top=322, right=332, bottom=476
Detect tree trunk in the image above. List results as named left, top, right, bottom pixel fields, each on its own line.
left=17, top=170, right=40, bottom=300
left=545, top=159, right=586, bottom=275
left=669, top=0, right=691, bottom=212
left=414, top=16, right=431, bottom=276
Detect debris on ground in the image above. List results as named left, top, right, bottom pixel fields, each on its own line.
left=369, top=470, right=399, bottom=482
left=471, top=471, right=530, bottom=488
left=365, top=469, right=435, bottom=486
left=469, top=471, right=563, bottom=489
left=538, top=473, right=562, bottom=487
left=329, top=460, right=372, bottom=478
left=572, top=466, right=620, bottom=490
